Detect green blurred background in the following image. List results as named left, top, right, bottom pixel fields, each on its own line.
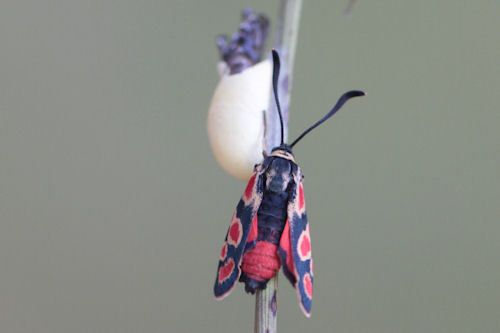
left=1, top=1, right=499, bottom=332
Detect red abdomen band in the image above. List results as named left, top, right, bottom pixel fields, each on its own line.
left=241, top=241, right=280, bottom=281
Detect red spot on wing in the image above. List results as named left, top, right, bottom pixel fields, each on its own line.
left=297, top=227, right=312, bottom=261
left=220, top=243, right=228, bottom=261
left=300, top=233, right=311, bottom=259
left=228, top=218, right=242, bottom=247
left=298, top=184, right=305, bottom=213
left=303, top=273, right=313, bottom=299
left=218, top=258, right=235, bottom=284
left=243, top=173, right=257, bottom=202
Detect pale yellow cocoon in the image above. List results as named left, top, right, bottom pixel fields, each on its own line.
left=207, top=60, right=272, bottom=181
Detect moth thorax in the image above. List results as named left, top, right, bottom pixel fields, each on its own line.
left=266, top=158, right=292, bottom=193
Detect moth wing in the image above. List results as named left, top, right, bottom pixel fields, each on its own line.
left=278, top=219, right=295, bottom=286
left=214, top=167, right=264, bottom=299
left=280, top=168, right=313, bottom=317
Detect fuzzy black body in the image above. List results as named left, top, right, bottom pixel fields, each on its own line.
left=239, top=155, right=295, bottom=292
left=214, top=147, right=312, bottom=316
left=256, top=187, right=289, bottom=245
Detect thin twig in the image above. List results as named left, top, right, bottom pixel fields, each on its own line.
left=256, top=1, right=303, bottom=332
left=264, top=0, right=303, bottom=151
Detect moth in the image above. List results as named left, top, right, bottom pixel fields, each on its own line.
left=214, top=50, right=365, bottom=317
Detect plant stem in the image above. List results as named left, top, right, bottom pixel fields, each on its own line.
left=254, top=275, right=278, bottom=333
left=256, top=1, right=302, bottom=333
left=265, top=0, right=303, bottom=151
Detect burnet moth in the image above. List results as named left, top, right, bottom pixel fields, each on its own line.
left=214, top=50, right=365, bottom=317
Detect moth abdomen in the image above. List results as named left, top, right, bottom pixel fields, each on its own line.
left=240, top=241, right=280, bottom=293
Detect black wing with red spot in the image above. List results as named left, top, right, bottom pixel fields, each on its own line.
left=214, top=168, right=264, bottom=299
left=279, top=168, right=313, bottom=317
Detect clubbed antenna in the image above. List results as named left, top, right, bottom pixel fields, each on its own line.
left=290, top=90, right=366, bottom=148
left=271, top=49, right=285, bottom=145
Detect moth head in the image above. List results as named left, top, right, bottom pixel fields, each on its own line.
left=265, top=152, right=294, bottom=193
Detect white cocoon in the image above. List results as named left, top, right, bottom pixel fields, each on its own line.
left=207, top=60, right=272, bottom=181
